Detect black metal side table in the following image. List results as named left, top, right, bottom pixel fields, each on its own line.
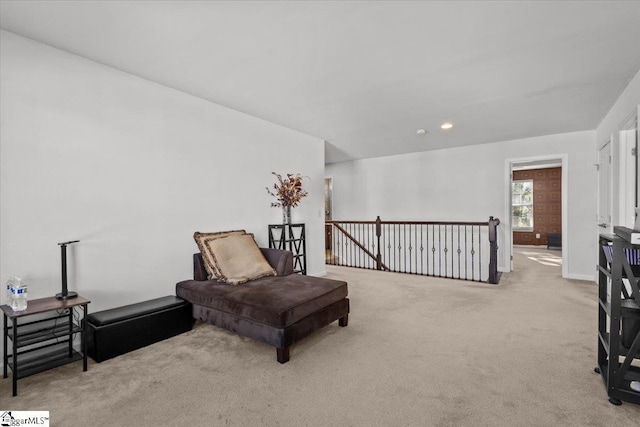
left=2, top=295, right=90, bottom=396
left=268, top=223, right=307, bottom=275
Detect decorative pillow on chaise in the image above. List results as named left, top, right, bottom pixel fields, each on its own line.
left=202, top=233, right=276, bottom=285
left=194, top=230, right=246, bottom=279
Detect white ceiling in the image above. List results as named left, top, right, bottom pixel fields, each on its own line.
left=1, top=1, right=640, bottom=164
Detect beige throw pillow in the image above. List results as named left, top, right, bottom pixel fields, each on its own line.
left=194, top=230, right=246, bottom=279
left=203, top=233, right=276, bottom=285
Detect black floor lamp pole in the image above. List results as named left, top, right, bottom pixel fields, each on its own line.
left=56, top=240, right=79, bottom=300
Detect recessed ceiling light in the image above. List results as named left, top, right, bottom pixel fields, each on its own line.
left=441, top=122, right=453, bottom=130
left=416, top=129, right=427, bottom=135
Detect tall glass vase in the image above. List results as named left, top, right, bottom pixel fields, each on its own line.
left=282, top=206, right=292, bottom=224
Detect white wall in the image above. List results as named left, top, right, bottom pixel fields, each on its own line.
left=326, top=130, right=596, bottom=280
left=0, top=31, right=326, bottom=313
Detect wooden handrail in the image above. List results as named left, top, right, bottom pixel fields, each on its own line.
left=327, top=219, right=491, bottom=226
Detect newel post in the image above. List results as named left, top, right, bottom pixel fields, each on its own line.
left=488, top=216, right=501, bottom=284
left=375, top=216, right=382, bottom=270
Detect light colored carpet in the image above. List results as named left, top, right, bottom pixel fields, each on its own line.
left=1, top=248, right=639, bottom=426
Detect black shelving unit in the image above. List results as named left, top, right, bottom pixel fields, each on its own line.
left=597, top=232, right=640, bottom=406
left=268, top=223, right=307, bottom=275
left=2, top=295, right=90, bottom=396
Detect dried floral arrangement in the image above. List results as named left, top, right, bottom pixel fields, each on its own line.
left=266, top=172, right=308, bottom=208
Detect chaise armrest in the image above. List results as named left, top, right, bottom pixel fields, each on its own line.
left=193, top=247, right=294, bottom=281
left=260, top=247, right=294, bottom=277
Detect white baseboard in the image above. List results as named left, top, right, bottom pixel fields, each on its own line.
left=564, top=273, right=596, bottom=282
left=496, top=267, right=595, bottom=283
left=308, top=270, right=327, bottom=277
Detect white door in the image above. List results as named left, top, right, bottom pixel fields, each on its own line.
left=597, top=141, right=613, bottom=234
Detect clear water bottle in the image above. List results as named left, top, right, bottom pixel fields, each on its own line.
left=7, top=277, right=18, bottom=311
left=10, top=285, right=18, bottom=311
left=6, top=276, right=26, bottom=311
left=15, top=279, right=27, bottom=311
left=6, top=276, right=20, bottom=310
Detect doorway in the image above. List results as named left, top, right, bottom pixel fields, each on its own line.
left=598, top=108, right=638, bottom=233
left=597, top=141, right=613, bottom=234
left=505, top=155, right=568, bottom=277
left=324, top=177, right=333, bottom=254
left=324, top=177, right=333, bottom=220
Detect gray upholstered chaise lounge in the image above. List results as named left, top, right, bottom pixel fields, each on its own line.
left=175, top=248, right=349, bottom=363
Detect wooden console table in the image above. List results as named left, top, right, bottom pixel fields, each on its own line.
left=2, top=295, right=90, bottom=396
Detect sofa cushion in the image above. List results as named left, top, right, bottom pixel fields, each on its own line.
left=176, top=275, right=348, bottom=328
left=194, top=230, right=246, bottom=279
left=193, top=249, right=293, bottom=281
left=203, top=233, right=276, bottom=285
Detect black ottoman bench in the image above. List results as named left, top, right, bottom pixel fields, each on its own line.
left=87, top=296, right=194, bottom=362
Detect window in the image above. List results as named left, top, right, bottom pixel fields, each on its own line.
left=512, top=180, right=533, bottom=230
